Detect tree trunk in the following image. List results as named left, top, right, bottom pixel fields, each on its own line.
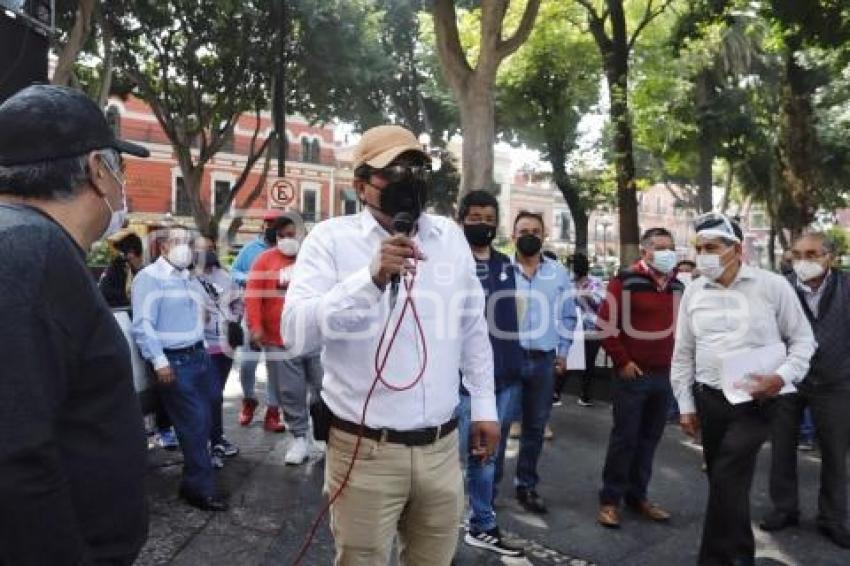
left=606, top=66, right=640, bottom=265
left=695, top=70, right=714, bottom=213
left=52, top=0, right=97, bottom=87
left=548, top=138, right=589, bottom=254
left=768, top=222, right=777, bottom=270
left=779, top=37, right=818, bottom=236
left=96, top=11, right=114, bottom=107
left=457, top=80, right=496, bottom=196
left=719, top=159, right=733, bottom=214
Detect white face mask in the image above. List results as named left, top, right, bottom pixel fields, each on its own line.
left=649, top=249, right=677, bottom=274
left=696, top=253, right=725, bottom=281
left=277, top=237, right=300, bottom=257
left=676, top=272, right=693, bottom=286
left=167, top=243, right=193, bottom=270
left=101, top=159, right=128, bottom=238
left=793, top=260, right=825, bottom=282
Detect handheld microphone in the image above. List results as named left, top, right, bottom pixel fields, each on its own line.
left=389, top=212, right=414, bottom=309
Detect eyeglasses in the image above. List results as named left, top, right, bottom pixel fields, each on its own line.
left=372, top=164, right=431, bottom=183
left=791, top=252, right=828, bottom=260
left=99, top=150, right=126, bottom=185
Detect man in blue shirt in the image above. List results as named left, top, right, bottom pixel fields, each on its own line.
left=132, top=227, right=227, bottom=511
left=230, top=210, right=285, bottom=428
left=512, top=211, right=577, bottom=514
left=457, top=191, right=524, bottom=557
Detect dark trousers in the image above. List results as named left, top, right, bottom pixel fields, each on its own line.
left=696, top=385, right=771, bottom=566
left=769, top=389, right=850, bottom=529
left=515, top=350, right=556, bottom=490
left=159, top=348, right=216, bottom=498
left=556, top=338, right=602, bottom=401
left=599, top=373, right=670, bottom=505
left=209, top=352, right=233, bottom=446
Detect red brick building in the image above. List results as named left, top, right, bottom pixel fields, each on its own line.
left=111, top=95, right=358, bottom=242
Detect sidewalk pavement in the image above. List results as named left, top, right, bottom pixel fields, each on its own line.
left=137, top=368, right=849, bottom=566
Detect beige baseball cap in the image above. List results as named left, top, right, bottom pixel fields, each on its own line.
left=352, top=125, right=429, bottom=170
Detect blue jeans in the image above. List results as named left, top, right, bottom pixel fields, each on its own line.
left=458, top=384, right=519, bottom=532
left=239, top=347, right=280, bottom=406
left=159, top=348, right=216, bottom=498
left=515, top=351, right=556, bottom=490
left=600, top=373, right=671, bottom=505
left=209, top=353, right=233, bottom=446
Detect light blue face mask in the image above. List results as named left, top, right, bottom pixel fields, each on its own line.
left=650, top=249, right=677, bottom=274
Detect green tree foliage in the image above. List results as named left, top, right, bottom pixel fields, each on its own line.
left=107, top=0, right=277, bottom=239
left=497, top=2, right=607, bottom=253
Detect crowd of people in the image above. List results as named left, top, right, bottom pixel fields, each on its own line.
left=1, top=86, right=849, bottom=566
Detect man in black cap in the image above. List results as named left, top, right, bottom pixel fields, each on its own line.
left=0, top=85, right=151, bottom=565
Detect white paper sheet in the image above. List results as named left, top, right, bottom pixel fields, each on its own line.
left=566, top=307, right=586, bottom=371
left=718, top=342, right=796, bottom=404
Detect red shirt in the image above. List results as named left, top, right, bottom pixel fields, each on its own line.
left=245, top=248, right=295, bottom=346
left=597, top=261, right=684, bottom=372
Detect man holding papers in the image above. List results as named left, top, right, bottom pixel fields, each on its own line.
left=763, top=233, right=850, bottom=548
left=670, top=213, right=815, bottom=566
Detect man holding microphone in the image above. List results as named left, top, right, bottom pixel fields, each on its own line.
left=283, top=125, right=498, bottom=565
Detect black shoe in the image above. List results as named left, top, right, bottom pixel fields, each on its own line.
left=179, top=488, right=229, bottom=512
left=818, top=524, right=850, bottom=548
left=464, top=527, right=524, bottom=557
left=759, top=510, right=799, bottom=532
left=516, top=487, right=547, bottom=514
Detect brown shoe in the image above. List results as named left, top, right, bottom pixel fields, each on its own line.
left=597, top=504, right=621, bottom=528
left=629, top=500, right=670, bottom=522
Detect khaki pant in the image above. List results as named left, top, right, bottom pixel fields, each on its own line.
left=324, top=426, right=463, bottom=566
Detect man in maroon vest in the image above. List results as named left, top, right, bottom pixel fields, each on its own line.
left=596, top=227, right=684, bottom=528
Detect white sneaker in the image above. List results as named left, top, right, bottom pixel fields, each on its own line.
left=285, top=436, right=309, bottom=465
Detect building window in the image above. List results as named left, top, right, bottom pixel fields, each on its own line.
left=559, top=211, right=570, bottom=241
left=174, top=176, right=191, bottom=216
left=213, top=179, right=232, bottom=214
left=311, top=139, right=321, bottom=164
left=302, top=188, right=318, bottom=221
left=301, top=137, right=310, bottom=162
left=106, top=105, right=121, bottom=137
left=341, top=188, right=358, bottom=215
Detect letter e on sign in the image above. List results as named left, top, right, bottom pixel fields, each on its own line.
left=269, top=179, right=295, bottom=207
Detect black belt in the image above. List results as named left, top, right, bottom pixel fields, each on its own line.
left=330, top=415, right=458, bottom=447
left=163, top=341, right=205, bottom=356
left=521, top=348, right=553, bottom=359
left=694, top=382, right=723, bottom=395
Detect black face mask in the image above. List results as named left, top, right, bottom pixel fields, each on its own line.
left=516, top=234, right=542, bottom=257
left=464, top=223, right=497, bottom=247
left=376, top=177, right=429, bottom=220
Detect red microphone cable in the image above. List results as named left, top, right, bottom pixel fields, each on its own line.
left=291, top=251, right=428, bottom=566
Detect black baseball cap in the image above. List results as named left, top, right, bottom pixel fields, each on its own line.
left=0, top=84, right=150, bottom=166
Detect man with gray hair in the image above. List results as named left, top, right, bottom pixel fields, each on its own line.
left=671, top=213, right=816, bottom=566
left=0, top=85, right=150, bottom=564
left=762, top=232, right=850, bottom=548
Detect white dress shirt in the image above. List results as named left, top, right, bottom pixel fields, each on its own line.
left=282, top=209, right=497, bottom=430
left=671, top=264, right=816, bottom=414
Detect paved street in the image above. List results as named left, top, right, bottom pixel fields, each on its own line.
left=138, top=369, right=850, bottom=566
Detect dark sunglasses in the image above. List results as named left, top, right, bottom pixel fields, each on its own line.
left=372, top=164, right=432, bottom=183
